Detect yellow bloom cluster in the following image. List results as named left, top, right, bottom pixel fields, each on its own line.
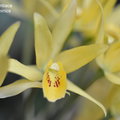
left=0, top=0, right=120, bottom=119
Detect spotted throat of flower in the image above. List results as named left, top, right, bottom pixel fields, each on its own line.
left=42, top=60, right=67, bottom=102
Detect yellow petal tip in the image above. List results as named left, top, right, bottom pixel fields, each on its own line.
left=67, top=80, right=107, bottom=117
left=34, top=12, right=40, bottom=18
left=100, top=104, right=107, bottom=117
left=34, top=12, right=43, bottom=25
left=13, top=21, right=21, bottom=29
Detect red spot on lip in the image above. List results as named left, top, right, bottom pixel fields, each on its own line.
left=54, top=76, right=60, bottom=87
left=48, top=80, right=51, bottom=87
left=46, top=72, right=61, bottom=88
left=55, top=81, right=58, bottom=87
left=47, top=72, right=52, bottom=87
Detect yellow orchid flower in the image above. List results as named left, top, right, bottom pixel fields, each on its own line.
left=97, top=41, right=120, bottom=85
left=75, top=0, right=117, bottom=38
left=0, top=0, right=107, bottom=115
left=0, top=22, right=20, bottom=86
left=95, top=0, right=120, bottom=85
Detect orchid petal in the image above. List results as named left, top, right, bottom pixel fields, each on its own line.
left=75, top=0, right=102, bottom=35
left=95, top=0, right=104, bottom=44
left=51, top=0, right=77, bottom=57
left=34, top=13, right=52, bottom=68
left=67, top=80, right=107, bottom=116
left=105, top=2, right=120, bottom=40
left=0, top=22, right=20, bottom=55
left=103, top=0, right=116, bottom=19
left=8, top=59, right=42, bottom=81
left=0, top=79, right=42, bottom=98
left=95, top=0, right=105, bottom=68
left=55, top=44, right=107, bottom=73
left=104, top=42, right=120, bottom=72
left=104, top=71, right=120, bottom=85
left=105, top=24, right=120, bottom=40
